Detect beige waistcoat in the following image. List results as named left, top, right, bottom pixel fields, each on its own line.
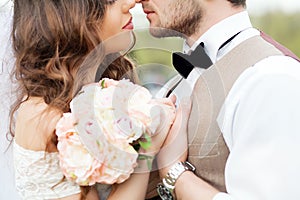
left=146, top=35, right=284, bottom=198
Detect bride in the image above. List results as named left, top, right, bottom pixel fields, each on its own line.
left=6, top=0, right=179, bottom=199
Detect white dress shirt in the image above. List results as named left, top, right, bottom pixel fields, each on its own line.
left=159, top=11, right=300, bottom=199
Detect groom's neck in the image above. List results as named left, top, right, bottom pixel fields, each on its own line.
left=185, top=6, right=245, bottom=47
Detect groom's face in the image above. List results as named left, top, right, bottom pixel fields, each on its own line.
left=139, top=0, right=202, bottom=38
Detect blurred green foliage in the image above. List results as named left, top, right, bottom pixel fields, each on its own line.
left=128, top=11, right=300, bottom=91
left=129, top=12, right=300, bottom=67
left=128, top=30, right=182, bottom=90
left=251, top=12, right=300, bottom=57
left=129, top=29, right=183, bottom=67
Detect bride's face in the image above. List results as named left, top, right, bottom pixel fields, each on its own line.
left=100, top=0, right=136, bottom=41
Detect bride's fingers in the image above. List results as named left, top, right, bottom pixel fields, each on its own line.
left=168, top=94, right=177, bottom=105
left=164, top=98, right=191, bottom=145
left=150, top=97, right=176, bottom=107
left=156, top=97, right=192, bottom=169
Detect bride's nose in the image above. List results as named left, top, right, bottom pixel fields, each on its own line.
left=122, top=0, right=136, bottom=12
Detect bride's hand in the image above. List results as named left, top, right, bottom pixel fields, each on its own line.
left=157, top=97, right=191, bottom=175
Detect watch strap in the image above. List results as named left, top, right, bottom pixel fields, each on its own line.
left=158, top=161, right=195, bottom=199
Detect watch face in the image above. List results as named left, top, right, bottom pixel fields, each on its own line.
left=157, top=183, right=173, bottom=200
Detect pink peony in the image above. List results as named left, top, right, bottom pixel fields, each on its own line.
left=56, top=78, right=176, bottom=186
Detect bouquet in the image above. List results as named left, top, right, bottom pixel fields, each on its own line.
left=55, top=78, right=175, bottom=186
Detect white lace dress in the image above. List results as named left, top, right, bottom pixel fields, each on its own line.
left=13, top=141, right=81, bottom=199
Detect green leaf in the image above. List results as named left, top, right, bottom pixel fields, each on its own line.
left=138, top=133, right=152, bottom=150
left=137, top=154, right=154, bottom=170
left=101, top=79, right=105, bottom=88
left=147, top=158, right=152, bottom=170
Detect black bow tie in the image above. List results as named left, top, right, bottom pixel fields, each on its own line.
left=172, top=43, right=212, bottom=78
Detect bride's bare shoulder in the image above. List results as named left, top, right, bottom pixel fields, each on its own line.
left=14, top=97, right=62, bottom=151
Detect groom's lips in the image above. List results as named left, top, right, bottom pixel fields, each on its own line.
left=143, top=10, right=155, bottom=19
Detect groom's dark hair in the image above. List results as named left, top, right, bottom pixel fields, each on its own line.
left=227, top=0, right=246, bottom=7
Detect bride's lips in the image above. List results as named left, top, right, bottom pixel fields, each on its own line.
left=122, top=17, right=134, bottom=30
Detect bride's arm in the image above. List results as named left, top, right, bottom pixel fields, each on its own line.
left=107, top=157, right=153, bottom=200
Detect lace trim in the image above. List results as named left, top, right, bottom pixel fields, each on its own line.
left=13, top=141, right=81, bottom=199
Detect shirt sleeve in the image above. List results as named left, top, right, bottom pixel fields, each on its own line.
left=217, top=56, right=300, bottom=200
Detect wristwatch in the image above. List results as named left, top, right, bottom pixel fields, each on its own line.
left=157, top=161, right=195, bottom=200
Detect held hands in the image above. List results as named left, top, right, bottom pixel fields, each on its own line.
left=136, top=96, right=191, bottom=174
left=139, top=96, right=177, bottom=156
left=135, top=96, right=176, bottom=173
left=156, top=97, right=192, bottom=177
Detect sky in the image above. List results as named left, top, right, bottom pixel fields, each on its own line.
left=1, top=0, right=300, bottom=13
left=1, top=0, right=300, bottom=26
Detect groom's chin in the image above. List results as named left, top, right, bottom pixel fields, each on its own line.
left=149, top=27, right=184, bottom=38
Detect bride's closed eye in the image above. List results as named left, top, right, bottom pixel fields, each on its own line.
left=106, top=0, right=118, bottom=5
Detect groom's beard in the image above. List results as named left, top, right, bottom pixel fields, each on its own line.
left=150, top=0, right=202, bottom=38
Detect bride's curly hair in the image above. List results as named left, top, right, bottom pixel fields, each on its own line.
left=10, top=0, right=137, bottom=198
left=11, top=0, right=136, bottom=113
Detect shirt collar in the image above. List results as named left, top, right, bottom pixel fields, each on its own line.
left=183, top=11, right=253, bottom=63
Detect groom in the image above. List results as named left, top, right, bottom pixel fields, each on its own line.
left=136, top=0, right=300, bottom=199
